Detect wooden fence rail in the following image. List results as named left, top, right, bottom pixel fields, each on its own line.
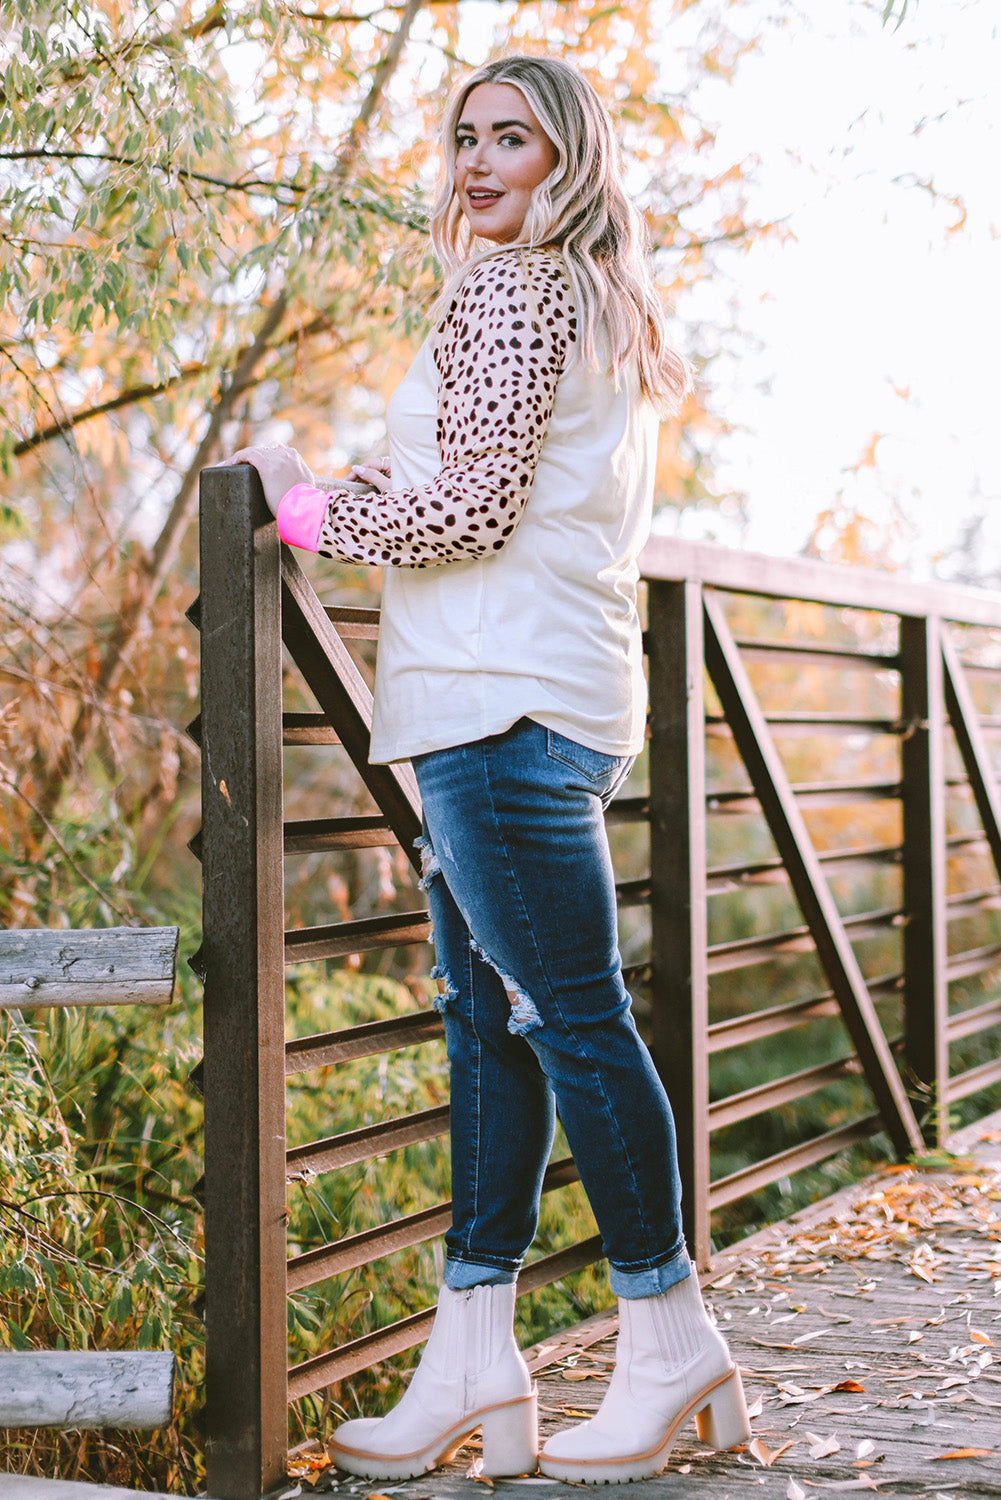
left=194, top=467, right=1001, bottom=1499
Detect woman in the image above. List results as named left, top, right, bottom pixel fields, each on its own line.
left=228, top=53, right=749, bottom=1485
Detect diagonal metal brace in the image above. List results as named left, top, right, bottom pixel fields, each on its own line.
left=280, top=547, right=423, bottom=872
left=941, top=623, right=1001, bottom=884
left=702, top=590, right=923, bottom=1158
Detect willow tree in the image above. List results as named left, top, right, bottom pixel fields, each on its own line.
left=1, top=0, right=771, bottom=921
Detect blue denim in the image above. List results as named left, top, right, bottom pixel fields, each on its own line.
left=411, top=717, right=690, bottom=1300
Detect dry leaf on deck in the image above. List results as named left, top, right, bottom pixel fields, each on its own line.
left=930, top=1447, right=994, bottom=1460
left=787, top=1480, right=807, bottom=1500
left=748, top=1437, right=794, bottom=1467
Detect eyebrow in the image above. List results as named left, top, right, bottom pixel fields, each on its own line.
left=456, top=117, right=536, bottom=134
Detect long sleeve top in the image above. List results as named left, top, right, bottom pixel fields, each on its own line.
left=276, top=245, right=658, bottom=764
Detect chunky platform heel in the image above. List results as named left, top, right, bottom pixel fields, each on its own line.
left=480, top=1389, right=539, bottom=1477
left=328, top=1284, right=536, bottom=1481
left=694, top=1367, right=751, bottom=1450
left=539, top=1262, right=753, bottom=1484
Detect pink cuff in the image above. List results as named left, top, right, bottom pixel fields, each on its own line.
left=276, top=483, right=330, bottom=552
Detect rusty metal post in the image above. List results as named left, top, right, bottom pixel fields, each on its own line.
left=899, top=613, right=948, bottom=1145
left=646, top=579, right=711, bottom=1267
left=199, top=465, right=288, bottom=1497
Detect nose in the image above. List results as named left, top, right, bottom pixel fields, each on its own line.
left=465, top=139, right=488, bottom=173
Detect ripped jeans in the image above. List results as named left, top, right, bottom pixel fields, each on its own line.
left=412, top=716, right=690, bottom=1300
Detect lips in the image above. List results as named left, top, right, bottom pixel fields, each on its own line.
left=466, top=190, right=503, bottom=207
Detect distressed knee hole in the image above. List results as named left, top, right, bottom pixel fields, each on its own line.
left=414, top=833, right=441, bottom=892
left=469, top=938, right=543, bottom=1036
left=429, top=963, right=458, bottom=1013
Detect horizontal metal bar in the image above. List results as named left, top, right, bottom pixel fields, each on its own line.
left=282, top=712, right=341, bottom=746
left=707, top=973, right=902, bottom=1054
left=707, top=907, right=903, bottom=975
left=615, top=876, right=651, bottom=907
left=731, top=636, right=899, bottom=667
left=944, top=885, right=1001, bottom=920
left=284, top=815, right=397, bottom=854
left=946, top=997, right=1001, bottom=1042
left=945, top=941, right=1001, bottom=982
left=708, top=1055, right=862, bottom=1130
left=707, top=712, right=897, bottom=731
left=287, top=1159, right=580, bottom=1291
left=947, top=1055, right=1001, bottom=1101
left=284, top=910, right=431, bottom=964
left=288, top=1307, right=435, bottom=1399
left=287, top=1234, right=605, bottom=1400
left=288, top=1204, right=452, bottom=1293
left=708, top=780, right=900, bottom=811
left=286, top=1105, right=449, bottom=1182
left=324, top=605, right=380, bottom=639
left=511, top=1235, right=604, bottom=1295
left=285, top=1010, right=444, bottom=1075
left=604, top=795, right=649, bottom=824
left=622, top=961, right=651, bottom=987
left=707, top=842, right=902, bottom=893
left=709, top=1115, right=884, bottom=1210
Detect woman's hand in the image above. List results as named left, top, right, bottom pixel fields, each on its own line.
left=224, top=444, right=315, bottom=516
left=348, top=456, right=392, bottom=493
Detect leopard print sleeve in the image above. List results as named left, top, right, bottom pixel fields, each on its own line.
left=311, top=248, right=575, bottom=568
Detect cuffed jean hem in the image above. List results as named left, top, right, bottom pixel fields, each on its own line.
left=445, top=1257, right=519, bottom=1290
left=610, top=1243, right=692, bottom=1300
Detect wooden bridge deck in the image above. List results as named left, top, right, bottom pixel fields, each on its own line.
left=303, top=1114, right=1001, bottom=1500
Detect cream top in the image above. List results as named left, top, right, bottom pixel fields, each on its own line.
left=307, top=247, right=657, bottom=764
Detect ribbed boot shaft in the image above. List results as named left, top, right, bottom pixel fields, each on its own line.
left=620, top=1267, right=711, bottom=1371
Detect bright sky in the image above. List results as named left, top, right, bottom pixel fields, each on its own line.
left=663, top=0, right=1001, bottom=578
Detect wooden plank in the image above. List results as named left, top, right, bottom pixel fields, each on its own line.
left=640, top=531, right=1001, bottom=626
left=646, top=580, right=711, bottom=1266
left=197, top=464, right=288, bottom=1499
left=0, top=928, right=177, bottom=1010
left=941, top=622, right=1001, bottom=881
left=702, top=590, right=923, bottom=1158
left=0, top=1351, right=173, bottom=1430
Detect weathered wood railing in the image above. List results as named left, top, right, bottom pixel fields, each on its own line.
left=0, top=926, right=178, bottom=1441
left=193, top=466, right=1001, bottom=1499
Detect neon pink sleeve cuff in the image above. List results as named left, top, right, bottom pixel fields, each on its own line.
left=276, top=483, right=329, bottom=552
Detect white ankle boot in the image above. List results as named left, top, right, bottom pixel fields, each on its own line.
left=539, top=1263, right=750, bottom=1483
left=327, top=1282, right=538, bottom=1480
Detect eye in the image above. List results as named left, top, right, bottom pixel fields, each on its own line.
left=455, top=131, right=476, bottom=150
left=500, top=133, right=526, bottom=148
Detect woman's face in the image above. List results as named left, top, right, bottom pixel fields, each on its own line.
left=453, top=82, right=558, bottom=244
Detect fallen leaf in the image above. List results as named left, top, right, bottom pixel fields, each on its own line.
left=748, top=1438, right=795, bottom=1467
left=834, top=1379, right=866, bottom=1393
left=856, top=1440, right=876, bottom=1460
left=787, top=1481, right=806, bottom=1500
left=808, top=1434, right=841, bottom=1459
left=970, top=1329, right=994, bottom=1345
left=746, top=1395, right=765, bottom=1419
left=930, top=1448, right=994, bottom=1460
left=907, top=1331, right=924, bottom=1344
left=560, top=1407, right=592, bottom=1419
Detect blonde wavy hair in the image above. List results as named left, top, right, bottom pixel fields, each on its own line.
left=429, top=54, right=691, bottom=415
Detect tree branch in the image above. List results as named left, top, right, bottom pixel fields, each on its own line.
left=33, top=0, right=428, bottom=820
